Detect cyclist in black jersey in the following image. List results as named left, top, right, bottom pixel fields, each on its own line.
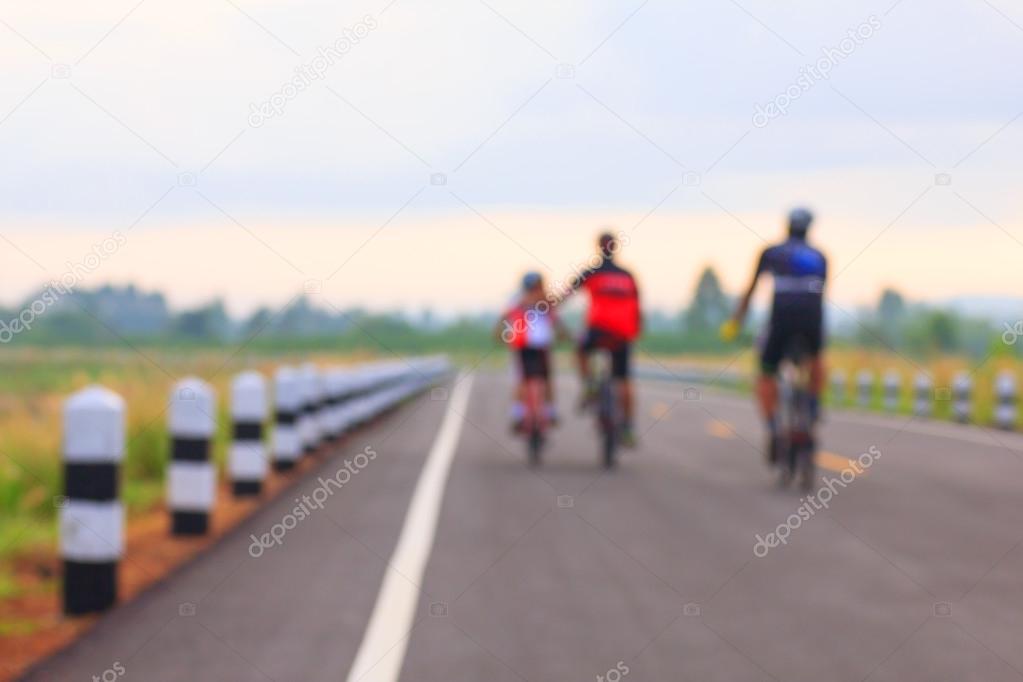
left=722, top=208, right=827, bottom=461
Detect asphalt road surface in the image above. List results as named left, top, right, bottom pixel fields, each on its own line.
left=25, top=369, right=1023, bottom=682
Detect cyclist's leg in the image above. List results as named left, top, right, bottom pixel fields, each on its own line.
left=524, top=377, right=545, bottom=431
left=511, top=350, right=528, bottom=429
left=759, top=316, right=787, bottom=462
left=577, top=329, right=599, bottom=407
left=759, top=318, right=785, bottom=424
left=540, top=349, right=558, bottom=423
left=806, top=312, right=825, bottom=422
left=810, top=355, right=824, bottom=395
left=756, top=374, right=779, bottom=420
left=577, top=329, right=594, bottom=382
left=576, top=346, right=589, bottom=380
left=520, top=349, right=547, bottom=430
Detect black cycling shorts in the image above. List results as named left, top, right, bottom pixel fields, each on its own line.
left=579, top=327, right=631, bottom=379
left=518, top=348, right=550, bottom=379
left=760, top=306, right=824, bottom=375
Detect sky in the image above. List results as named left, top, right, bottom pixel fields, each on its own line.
left=1, top=0, right=1021, bottom=316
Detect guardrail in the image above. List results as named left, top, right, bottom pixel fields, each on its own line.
left=59, top=356, right=451, bottom=616
left=638, top=362, right=1019, bottom=431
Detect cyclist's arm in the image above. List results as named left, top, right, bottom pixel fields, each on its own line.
left=731, top=251, right=767, bottom=325
left=554, top=269, right=587, bottom=304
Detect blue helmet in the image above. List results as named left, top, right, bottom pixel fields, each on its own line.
left=788, top=207, right=814, bottom=238
left=521, top=271, right=542, bottom=291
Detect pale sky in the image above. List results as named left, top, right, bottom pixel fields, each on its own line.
left=1, top=0, right=1021, bottom=315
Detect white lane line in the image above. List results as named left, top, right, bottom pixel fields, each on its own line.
left=346, top=373, right=474, bottom=682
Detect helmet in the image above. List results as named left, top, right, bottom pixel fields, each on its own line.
left=788, top=207, right=814, bottom=238
left=521, top=271, right=542, bottom=291
left=598, top=231, right=617, bottom=258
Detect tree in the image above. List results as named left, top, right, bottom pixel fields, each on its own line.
left=683, top=266, right=729, bottom=336
left=877, top=288, right=906, bottom=348
left=242, top=307, right=273, bottom=338
left=926, top=311, right=959, bottom=352
left=903, top=309, right=961, bottom=354
left=172, top=300, right=231, bottom=340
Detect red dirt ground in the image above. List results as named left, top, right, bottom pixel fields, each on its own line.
left=1, top=441, right=346, bottom=681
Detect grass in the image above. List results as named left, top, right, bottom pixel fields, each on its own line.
left=0, top=347, right=385, bottom=584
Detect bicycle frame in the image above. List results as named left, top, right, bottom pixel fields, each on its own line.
left=776, top=351, right=816, bottom=490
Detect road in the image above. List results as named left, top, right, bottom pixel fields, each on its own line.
left=24, top=370, right=1023, bottom=682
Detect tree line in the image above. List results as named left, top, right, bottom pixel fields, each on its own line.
left=0, top=275, right=1012, bottom=359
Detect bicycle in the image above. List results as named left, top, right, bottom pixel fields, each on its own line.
left=775, top=341, right=817, bottom=491
left=592, top=350, right=624, bottom=469
left=521, top=376, right=548, bottom=467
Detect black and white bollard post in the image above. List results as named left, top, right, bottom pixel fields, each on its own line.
left=299, top=363, right=320, bottom=455
left=61, top=386, right=125, bottom=615
left=995, top=371, right=1017, bottom=430
left=324, top=368, right=346, bottom=442
left=168, top=378, right=217, bottom=535
left=315, top=367, right=334, bottom=444
left=273, top=367, right=302, bottom=471
left=830, top=371, right=846, bottom=406
left=952, top=372, right=971, bottom=423
left=913, top=373, right=933, bottom=418
left=857, top=370, right=873, bottom=408
left=230, top=371, right=268, bottom=497
left=883, top=370, right=900, bottom=412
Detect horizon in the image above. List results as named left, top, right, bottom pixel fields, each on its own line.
left=3, top=207, right=1020, bottom=318
left=6, top=265, right=1017, bottom=327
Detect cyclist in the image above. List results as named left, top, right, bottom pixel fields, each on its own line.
left=496, top=272, right=569, bottom=432
left=572, top=232, right=642, bottom=447
left=721, top=207, right=827, bottom=463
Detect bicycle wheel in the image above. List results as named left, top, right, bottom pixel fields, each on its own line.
left=777, top=458, right=793, bottom=488
left=598, top=377, right=617, bottom=469
left=797, top=438, right=816, bottom=492
left=528, top=428, right=543, bottom=467
left=602, top=427, right=617, bottom=469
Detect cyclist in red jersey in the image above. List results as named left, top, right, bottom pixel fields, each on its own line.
left=572, top=232, right=642, bottom=446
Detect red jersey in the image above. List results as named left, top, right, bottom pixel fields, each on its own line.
left=501, top=303, right=558, bottom=349
left=575, top=259, right=641, bottom=340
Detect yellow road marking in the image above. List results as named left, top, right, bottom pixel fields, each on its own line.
left=702, top=421, right=866, bottom=477
left=817, top=451, right=866, bottom=476
left=706, top=419, right=736, bottom=440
